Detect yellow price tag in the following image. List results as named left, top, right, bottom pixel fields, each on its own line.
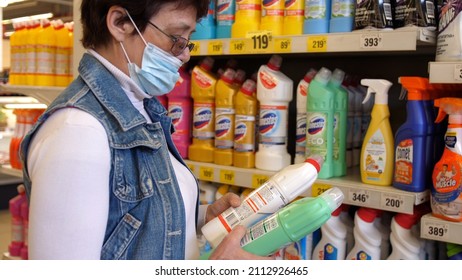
left=307, top=36, right=328, bottom=52
left=229, top=39, right=247, bottom=55
left=311, top=183, right=332, bottom=197
left=252, top=174, right=269, bottom=188
left=207, top=40, right=224, bottom=55
left=187, top=163, right=195, bottom=173
left=246, top=31, right=273, bottom=53
left=190, top=41, right=200, bottom=56
left=220, top=170, right=235, bottom=185
left=199, top=166, right=214, bottom=181
left=275, top=38, right=292, bottom=53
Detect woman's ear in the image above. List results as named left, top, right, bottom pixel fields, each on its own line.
left=106, top=6, right=135, bottom=42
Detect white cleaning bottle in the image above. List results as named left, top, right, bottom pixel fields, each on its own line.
left=311, top=206, right=347, bottom=260
left=346, top=207, right=382, bottom=260
left=339, top=204, right=355, bottom=254
left=387, top=213, right=421, bottom=260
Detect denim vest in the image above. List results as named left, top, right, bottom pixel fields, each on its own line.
left=20, top=53, right=196, bottom=259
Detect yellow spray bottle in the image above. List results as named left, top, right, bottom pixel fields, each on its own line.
left=360, top=79, right=394, bottom=186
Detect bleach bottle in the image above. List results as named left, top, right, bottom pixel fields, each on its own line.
left=329, top=0, right=355, bottom=32
left=231, top=0, right=261, bottom=38
left=346, top=207, right=382, bottom=260
left=304, top=0, right=332, bottom=34
left=360, top=79, right=394, bottom=186
left=36, top=19, right=57, bottom=86
left=188, top=57, right=217, bottom=163
left=8, top=185, right=27, bottom=257
left=201, top=155, right=323, bottom=248
left=217, top=0, right=236, bottom=38
left=311, top=206, right=347, bottom=260
left=431, top=97, right=462, bottom=222
left=294, top=69, right=317, bottom=164
left=255, top=55, right=293, bottom=172
left=261, top=0, right=285, bottom=36
left=167, top=66, right=192, bottom=159
left=387, top=213, right=422, bottom=260
left=393, top=77, right=431, bottom=192
left=191, top=0, right=217, bottom=40
left=200, top=187, right=344, bottom=259
left=435, top=0, right=462, bottom=61
left=306, top=67, right=335, bottom=179
left=283, top=0, right=305, bottom=35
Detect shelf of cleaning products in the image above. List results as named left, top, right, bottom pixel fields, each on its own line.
left=0, top=85, right=64, bottom=106
left=189, top=28, right=435, bottom=56
left=420, top=214, right=462, bottom=245
left=185, top=160, right=429, bottom=215
left=428, top=62, right=462, bottom=84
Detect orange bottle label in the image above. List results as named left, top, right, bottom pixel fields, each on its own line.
left=394, top=139, right=413, bottom=184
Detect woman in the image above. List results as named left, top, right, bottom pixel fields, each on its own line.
left=20, top=0, right=272, bottom=260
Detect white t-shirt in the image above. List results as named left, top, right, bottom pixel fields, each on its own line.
left=27, top=50, right=204, bottom=259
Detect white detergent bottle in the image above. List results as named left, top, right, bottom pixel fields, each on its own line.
left=387, top=213, right=422, bottom=260
left=255, top=55, right=293, bottom=171
left=339, top=204, right=355, bottom=254
left=311, top=207, right=347, bottom=260
left=435, top=0, right=462, bottom=61
left=346, top=207, right=382, bottom=260
left=201, top=155, right=323, bottom=248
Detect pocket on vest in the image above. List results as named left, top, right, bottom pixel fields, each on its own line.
left=100, top=213, right=141, bottom=260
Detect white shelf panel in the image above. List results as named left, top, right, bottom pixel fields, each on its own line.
left=184, top=160, right=429, bottom=214
left=428, top=61, right=462, bottom=84
left=0, top=164, right=23, bottom=178
left=0, top=85, right=64, bottom=106
left=421, top=213, right=462, bottom=245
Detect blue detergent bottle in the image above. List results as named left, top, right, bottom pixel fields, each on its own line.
left=216, top=0, right=236, bottom=38
left=329, top=0, right=355, bottom=33
left=304, top=0, right=332, bottom=34
left=393, top=77, right=431, bottom=192
left=191, top=0, right=217, bottom=40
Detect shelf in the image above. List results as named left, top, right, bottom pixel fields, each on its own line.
left=185, top=160, right=429, bottom=214
left=428, top=61, right=462, bottom=84
left=2, top=252, right=21, bottom=260
left=0, top=85, right=64, bottom=106
left=420, top=213, right=462, bottom=245
left=190, top=28, right=435, bottom=56
left=0, top=164, right=23, bottom=178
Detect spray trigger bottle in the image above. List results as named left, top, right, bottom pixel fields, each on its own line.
left=360, top=79, right=394, bottom=186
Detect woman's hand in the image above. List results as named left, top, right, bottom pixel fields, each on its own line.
left=205, top=192, right=241, bottom=223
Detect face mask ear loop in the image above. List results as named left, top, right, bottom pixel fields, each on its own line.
left=119, top=42, right=132, bottom=64
left=124, top=8, right=148, bottom=47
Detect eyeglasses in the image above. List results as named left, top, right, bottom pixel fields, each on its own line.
left=147, top=21, right=195, bottom=56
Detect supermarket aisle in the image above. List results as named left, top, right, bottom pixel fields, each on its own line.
left=0, top=209, right=11, bottom=254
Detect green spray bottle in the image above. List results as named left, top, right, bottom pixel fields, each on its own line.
left=199, top=187, right=344, bottom=259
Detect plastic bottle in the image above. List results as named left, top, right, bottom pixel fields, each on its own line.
left=199, top=181, right=218, bottom=205
left=36, top=19, right=56, bottom=86
left=65, top=22, right=74, bottom=84
left=342, top=76, right=354, bottom=167
left=306, top=67, right=335, bottom=179
left=217, top=0, right=236, bottom=38
left=435, top=0, right=462, bottom=61
left=9, top=109, right=22, bottom=169
left=374, top=210, right=391, bottom=260
left=350, top=78, right=364, bottom=166
left=200, top=187, right=344, bottom=259
left=255, top=55, right=293, bottom=172
left=339, top=204, right=355, bottom=254
left=214, top=68, right=238, bottom=166
left=233, top=79, right=258, bottom=168
left=25, top=20, right=40, bottom=86
left=393, top=0, right=437, bottom=30
left=303, top=0, right=332, bottom=34
left=234, top=69, right=247, bottom=88
left=359, top=79, right=394, bottom=186
left=20, top=199, right=29, bottom=260
left=156, top=95, right=168, bottom=109
left=283, top=0, right=305, bottom=35
left=360, top=82, right=373, bottom=140
left=431, top=97, right=462, bottom=222
left=8, top=185, right=27, bottom=257
left=17, top=22, right=28, bottom=85
left=9, top=23, right=21, bottom=85
left=191, top=0, right=217, bottom=40
left=447, top=243, right=462, bottom=260
left=353, top=0, right=394, bottom=30
left=328, top=68, right=348, bottom=177
left=54, top=19, right=72, bottom=87
left=346, top=207, right=382, bottom=260
left=294, top=69, right=316, bottom=164
left=311, top=207, right=347, bottom=260
left=188, top=57, right=217, bottom=163
left=329, top=0, right=355, bottom=32
left=201, top=155, right=323, bottom=248
left=393, top=77, right=431, bottom=192
left=386, top=213, right=421, bottom=260
left=231, top=0, right=261, bottom=38
left=261, top=0, right=285, bottom=36
left=215, top=184, right=241, bottom=200
left=168, top=66, right=192, bottom=159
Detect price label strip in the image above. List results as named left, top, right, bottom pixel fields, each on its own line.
left=307, top=36, right=328, bottom=52
left=422, top=220, right=450, bottom=241
left=360, top=33, right=383, bottom=50
left=229, top=39, right=247, bottom=55
left=190, top=41, right=201, bottom=56
left=454, top=64, right=462, bottom=82
left=348, top=188, right=371, bottom=206
left=220, top=169, right=235, bottom=185
left=275, top=38, right=292, bottom=53
left=199, top=166, right=214, bottom=181
left=252, top=174, right=270, bottom=189
left=311, top=183, right=332, bottom=197
left=246, top=31, right=274, bottom=54
left=380, top=193, right=405, bottom=212
left=207, top=40, right=224, bottom=55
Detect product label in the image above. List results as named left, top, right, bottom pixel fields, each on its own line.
left=306, top=112, right=328, bottom=158
left=240, top=214, right=280, bottom=247
left=394, top=139, right=414, bottom=184
left=333, top=113, right=339, bottom=160
left=234, top=115, right=256, bottom=152
left=259, top=105, right=288, bottom=145
left=217, top=0, right=236, bottom=24
left=55, top=46, right=71, bottom=76
left=353, top=250, right=372, bottom=260
left=217, top=180, right=287, bottom=233
left=36, top=44, right=55, bottom=75
left=354, top=0, right=393, bottom=29
left=259, top=70, right=278, bottom=89
left=215, top=108, right=235, bottom=149
left=192, top=68, right=213, bottom=88
left=168, top=104, right=184, bottom=128
left=295, top=113, right=307, bottom=157
left=285, top=0, right=304, bottom=16
left=363, top=130, right=387, bottom=180
left=192, top=102, right=214, bottom=139
left=315, top=243, right=339, bottom=260
left=262, top=0, right=285, bottom=17
left=304, top=0, right=328, bottom=19
left=331, top=0, right=355, bottom=18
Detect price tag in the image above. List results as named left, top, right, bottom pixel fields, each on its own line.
left=199, top=166, right=214, bottom=181
left=307, top=36, right=327, bottom=52
left=190, top=41, right=200, bottom=56
left=220, top=169, right=235, bottom=185
left=422, top=220, right=450, bottom=241
left=246, top=31, right=274, bottom=53
left=275, top=38, right=292, bottom=53
left=229, top=39, right=247, bottom=55
left=187, top=163, right=195, bottom=173
left=380, top=193, right=405, bottom=211
left=207, top=40, right=224, bottom=55
left=360, top=33, right=383, bottom=49
left=252, top=174, right=269, bottom=188
left=453, top=64, right=462, bottom=81
left=348, top=189, right=370, bottom=205
left=311, top=183, right=332, bottom=197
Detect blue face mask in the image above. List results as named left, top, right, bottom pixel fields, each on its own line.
left=121, top=11, right=182, bottom=96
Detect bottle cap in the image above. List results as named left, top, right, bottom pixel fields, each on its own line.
left=200, top=57, right=214, bottom=72
left=394, top=213, right=417, bottom=229
left=319, top=187, right=344, bottom=212
left=331, top=207, right=342, bottom=217
left=330, top=68, right=345, bottom=86
left=305, top=155, right=324, bottom=172
left=315, top=67, right=332, bottom=85
left=267, top=55, right=282, bottom=71
left=241, top=79, right=256, bottom=96
left=221, top=68, right=236, bottom=84
left=200, top=217, right=230, bottom=249
left=357, top=207, right=378, bottom=223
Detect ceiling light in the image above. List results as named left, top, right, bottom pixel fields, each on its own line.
left=2, top=12, right=53, bottom=24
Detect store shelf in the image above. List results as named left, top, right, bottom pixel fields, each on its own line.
left=0, top=164, right=23, bottom=178
left=2, top=252, right=21, bottom=260
left=0, top=85, right=64, bottom=106
left=190, top=28, right=435, bottom=56
left=185, top=160, right=429, bottom=214
left=420, top=213, right=462, bottom=245
left=428, top=61, right=462, bottom=84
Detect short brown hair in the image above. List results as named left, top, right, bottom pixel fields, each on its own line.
left=81, top=0, right=209, bottom=49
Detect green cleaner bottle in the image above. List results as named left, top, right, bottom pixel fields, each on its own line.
left=200, top=187, right=344, bottom=259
